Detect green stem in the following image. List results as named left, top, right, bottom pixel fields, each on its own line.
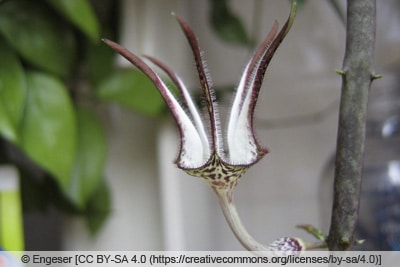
left=327, top=0, right=376, bottom=251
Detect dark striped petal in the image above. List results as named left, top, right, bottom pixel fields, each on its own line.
left=102, top=39, right=207, bottom=168
left=174, top=15, right=223, bottom=156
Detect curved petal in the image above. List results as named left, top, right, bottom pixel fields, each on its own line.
left=102, top=39, right=206, bottom=168
left=226, top=22, right=277, bottom=164
left=144, top=55, right=210, bottom=159
left=174, top=15, right=223, bottom=157
left=227, top=2, right=296, bottom=164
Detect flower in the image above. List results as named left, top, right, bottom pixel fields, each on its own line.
left=103, top=4, right=295, bottom=192
left=103, top=2, right=299, bottom=252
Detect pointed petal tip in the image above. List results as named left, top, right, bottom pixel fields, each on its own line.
left=174, top=13, right=190, bottom=31
left=101, top=38, right=110, bottom=46
left=101, top=38, right=120, bottom=51
left=102, top=39, right=134, bottom=57
left=101, top=38, right=112, bottom=45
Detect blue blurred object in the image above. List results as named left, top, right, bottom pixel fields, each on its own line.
left=357, top=65, right=400, bottom=250
left=359, top=162, right=400, bottom=250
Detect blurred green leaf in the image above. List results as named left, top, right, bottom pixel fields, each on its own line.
left=87, top=40, right=115, bottom=86
left=68, top=107, right=106, bottom=209
left=0, top=0, right=76, bottom=77
left=85, top=178, right=111, bottom=236
left=209, top=0, right=251, bottom=46
left=20, top=71, right=76, bottom=191
left=97, top=68, right=166, bottom=117
left=46, top=0, right=100, bottom=42
left=0, top=37, right=26, bottom=143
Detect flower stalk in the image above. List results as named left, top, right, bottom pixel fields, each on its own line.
left=214, top=187, right=268, bottom=251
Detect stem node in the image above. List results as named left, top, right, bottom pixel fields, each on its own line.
left=335, top=68, right=347, bottom=76
left=371, top=73, right=383, bottom=80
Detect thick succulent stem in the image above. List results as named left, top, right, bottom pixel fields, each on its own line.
left=327, top=0, right=376, bottom=251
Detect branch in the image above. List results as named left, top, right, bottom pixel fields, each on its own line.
left=327, top=0, right=377, bottom=251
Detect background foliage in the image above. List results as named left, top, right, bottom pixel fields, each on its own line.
left=0, top=0, right=117, bottom=235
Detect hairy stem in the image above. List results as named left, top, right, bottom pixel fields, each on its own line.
left=327, top=0, right=377, bottom=251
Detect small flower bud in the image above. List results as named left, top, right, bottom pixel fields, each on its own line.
left=268, top=237, right=306, bottom=254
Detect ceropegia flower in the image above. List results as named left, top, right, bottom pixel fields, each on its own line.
left=103, top=3, right=305, bottom=252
